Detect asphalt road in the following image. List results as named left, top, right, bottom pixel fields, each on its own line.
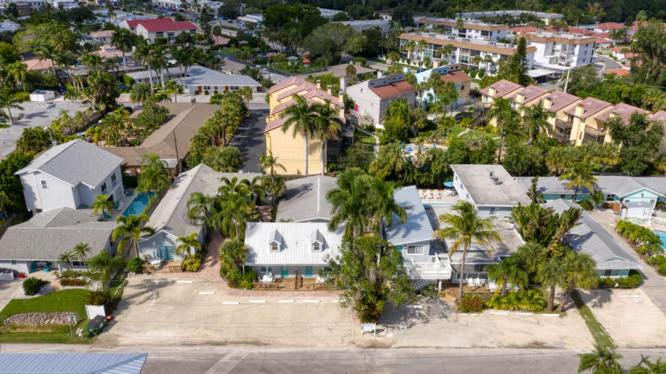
left=230, top=110, right=267, bottom=173
left=3, top=345, right=666, bottom=374
left=592, top=55, right=623, bottom=73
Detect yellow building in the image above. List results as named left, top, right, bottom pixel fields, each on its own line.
left=513, top=85, right=550, bottom=117
left=568, top=102, right=649, bottom=145
left=265, top=77, right=345, bottom=176
left=539, top=91, right=581, bottom=143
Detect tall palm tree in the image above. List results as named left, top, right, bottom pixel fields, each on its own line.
left=176, top=232, right=202, bottom=258
left=130, top=83, right=152, bottom=103
left=327, top=168, right=373, bottom=237
left=524, top=102, right=553, bottom=144
left=486, top=256, right=528, bottom=296
left=561, top=160, right=597, bottom=202
left=578, top=344, right=623, bottom=374
left=92, top=194, right=114, bottom=220
left=58, top=251, right=75, bottom=271
left=312, top=101, right=343, bottom=175
left=161, top=80, right=182, bottom=103
left=259, top=152, right=286, bottom=176
left=280, top=95, right=319, bottom=176
left=6, top=61, right=27, bottom=90
left=187, top=192, right=212, bottom=224
left=488, top=97, right=517, bottom=163
left=368, top=177, right=407, bottom=235
left=112, top=214, right=155, bottom=258
left=558, top=251, right=597, bottom=312
left=87, top=252, right=126, bottom=292
left=134, top=41, right=155, bottom=91
left=0, top=89, right=23, bottom=125
left=438, top=201, right=500, bottom=302
left=111, top=28, right=136, bottom=72
left=71, top=242, right=91, bottom=263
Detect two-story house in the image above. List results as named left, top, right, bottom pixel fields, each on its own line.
left=15, top=140, right=124, bottom=213
left=346, top=73, right=416, bottom=129
left=415, top=64, right=471, bottom=108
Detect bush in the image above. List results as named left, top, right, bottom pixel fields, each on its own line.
left=238, top=269, right=256, bottom=289
left=598, top=271, right=643, bottom=288
left=648, top=255, right=666, bottom=267
left=659, top=263, right=666, bottom=276
left=60, top=277, right=88, bottom=287
left=23, top=277, right=48, bottom=296
left=578, top=199, right=594, bottom=211
left=127, top=257, right=144, bottom=274
left=89, top=289, right=112, bottom=306
left=616, top=220, right=661, bottom=247
left=459, top=294, right=485, bottom=313
left=486, top=290, right=547, bottom=312
left=181, top=256, right=202, bottom=272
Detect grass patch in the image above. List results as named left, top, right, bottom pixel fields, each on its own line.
left=571, top=290, right=615, bottom=350
left=0, top=289, right=91, bottom=344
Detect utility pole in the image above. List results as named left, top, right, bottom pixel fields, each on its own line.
left=563, top=58, right=573, bottom=93
left=172, top=131, right=181, bottom=175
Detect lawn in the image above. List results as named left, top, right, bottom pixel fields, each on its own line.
left=0, top=289, right=92, bottom=344
left=571, top=290, right=615, bottom=350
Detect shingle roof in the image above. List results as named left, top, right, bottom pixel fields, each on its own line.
left=515, top=85, right=549, bottom=104
left=542, top=91, right=580, bottom=113
left=15, top=140, right=122, bottom=188
left=369, top=79, right=414, bottom=100
left=0, top=208, right=114, bottom=261
left=479, top=79, right=524, bottom=98
left=564, top=97, right=612, bottom=119
left=385, top=186, right=435, bottom=246
left=244, top=222, right=343, bottom=266
left=545, top=200, right=641, bottom=271
left=267, top=76, right=308, bottom=95
left=515, top=176, right=666, bottom=197
left=451, top=164, right=530, bottom=207
left=594, top=102, right=649, bottom=124
left=132, top=18, right=197, bottom=33
left=144, top=164, right=260, bottom=238
left=0, top=353, right=147, bottom=374
left=439, top=70, right=472, bottom=84
left=276, top=176, right=337, bottom=222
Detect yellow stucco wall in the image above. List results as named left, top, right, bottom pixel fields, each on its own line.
left=265, top=127, right=323, bottom=175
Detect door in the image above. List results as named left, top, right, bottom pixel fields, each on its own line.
left=159, top=246, right=174, bottom=260
left=280, top=266, right=289, bottom=278
left=304, top=266, right=314, bottom=278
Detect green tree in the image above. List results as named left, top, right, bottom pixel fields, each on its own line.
left=280, top=95, right=319, bottom=176
left=210, top=177, right=256, bottom=239
left=202, top=146, right=242, bottom=172
left=0, top=88, right=23, bottom=125
left=176, top=232, right=202, bottom=257
left=631, top=19, right=666, bottom=87
left=92, top=194, right=113, bottom=220
left=302, top=23, right=359, bottom=63
left=560, top=160, right=597, bottom=201
left=112, top=214, right=155, bottom=258
left=259, top=152, right=286, bottom=176
left=608, top=114, right=664, bottom=176
left=130, top=83, right=152, bottom=103
left=437, top=201, right=500, bottom=302
left=71, top=242, right=91, bottom=262
left=16, top=127, right=51, bottom=156
left=628, top=355, right=666, bottom=374
left=488, top=97, right=518, bottom=163
left=578, top=344, right=623, bottom=374
left=382, top=98, right=411, bottom=142
left=486, top=256, right=528, bottom=296
left=187, top=192, right=212, bottom=224
left=523, top=102, right=553, bottom=144
left=313, top=101, right=343, bottom=174
left=137, top=154, right=171, bottom=193
left=58, top=251, right=75, bottom=271
left=87, top=251, right=126, bottom=291
left=111, top=28, right=136, bottom=72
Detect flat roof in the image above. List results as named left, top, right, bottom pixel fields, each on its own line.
left=451, top=164, right=530, bottom=207
left=400, top=32, right=537, bottom=56
left=515, top=176, right=666, bottom=198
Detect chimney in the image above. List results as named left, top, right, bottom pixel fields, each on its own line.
left=339, top=76, right=347, bottom=93
left=377, top=71, right=384, bottom=79
left=316, top=80, right=321, bottom=89
left=543, top=98, right=552, bottom=109
left=575, top=104, right=584, bottom=117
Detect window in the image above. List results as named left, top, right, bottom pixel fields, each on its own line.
left=111, top=173, right=117, bottom=186
left=406, top=245, right=425, bottom=255
left=270, top=242, right=279, bottom=252
left=41, top=180, right=47, bottom=189
left=101, top=183, right=107, bottom=193
left=312, top=242, right=320, bottom=251
left=489, top=207, right=496, bottom=216
left=603, top=269, right=613, bottom=277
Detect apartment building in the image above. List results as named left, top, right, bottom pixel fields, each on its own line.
left=457, top=10, right=564, bottom=25
left=524, top=31, right=596, bottom=71
left=415, top=17, right=510, bottom=41
left=346, top=74, right=416, bottom=128
left=414, top=64, right=472, bottom=107
left=479, top=79, right=523, bottom=108
left=540, top=91, right=582, bottom=143
left=569, top=102, right=649, bottom=145
left=511, top=85, right=550, bottom=116
left=399, top=32, right=535, bottom=75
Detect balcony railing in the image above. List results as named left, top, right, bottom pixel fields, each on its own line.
left=554, top=119, right=572, bottom=129
left=405, top=256, right=452, bottom=280
left=584, top=126, right=606, bottom=137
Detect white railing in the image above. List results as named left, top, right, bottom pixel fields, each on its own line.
left=405, top=255, right=452, bottom=280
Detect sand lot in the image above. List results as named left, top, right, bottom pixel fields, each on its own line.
left=580, top=288, right=666, bottom=348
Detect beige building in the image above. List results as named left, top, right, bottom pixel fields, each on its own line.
left=512, top=85, right=550, bottom=116
left=570, top=102, right=649, bottom=145
left=540, top=91, right=581, bottom=143
left=265, top=77, right=345, bottom=176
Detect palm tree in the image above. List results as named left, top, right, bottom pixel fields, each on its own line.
left=524, top=102, right=553, bottom=144
left=134, top=41, right=155, bottom=91
left=176, top=232, right=202, bottom=258
left=387, top=51, right=400, bottom=64
left=211, top=177, right=256, bottom=239
left=92, top=194, right=114, bottom=220
left=486, top=256, right=528, bottom=296
left=236, top=86, right=253, bottom=103
left=259, top=152, right=286, bottom=176
left=560, top=160, right=597, bottom=202
left=488, top=97, right=517, bottom=163
left=187, top=192, right=212, bottom=224
left=558, top=251, right=597, bottom=312
left=327, top=168, right=373, bottom=237
left=87, top=252, right=126, bottom=292
left=161, top=80, right=182, bottom=103
left=6, top=61, right=27, bottom=90
left=578, top=344, right=623, bottom=374
left=112, top=214, right=155, bottom=258
left=368, top=177, right=407, bottom=235
left=312, top=101, right=343, bottom=175
left=438, top=201, right=500, bottom=302
left=71, top=242, right=91, bottom=262
left=280, top=95, right=319, bottom=176
left=58, top=251, right=75, bottom=271
left=261, top=174, right=286, bottom=208
left=111, top=28, right=135, bottom=72
left=130, top=83, right=152, bottom=103
left=0, top=89, right=23, bottom=125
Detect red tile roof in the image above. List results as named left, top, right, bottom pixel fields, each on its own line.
left=129, top=18, right=197, bottom=33
left=605, top=68, right=630, bottom=77
left=542, top=91, right=580, bottom=113
left=515, top=85, right=549, bottom=104
left=267, top=77, right=308, bottom=95
left=595, top=22, right=625, bottom=31
left=440, top=70, right=471, bottom=84
left=565, top=97, right=612, bottom=119
left=479, top=79, right=523, bottom=98
left=369, top=80, right=414, bottom=100
left=595, top=103, right=649, bottom=123
left=510, top=26, right=538, bottom=34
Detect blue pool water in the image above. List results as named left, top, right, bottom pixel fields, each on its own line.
left=122, top=192, right=156, bottom=217
left=656, top=231, right=666, bottom=250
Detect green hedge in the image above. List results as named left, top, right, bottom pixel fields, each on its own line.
left=598, top=271, right=643, bottom=288
left=23, top=278, right=48, bottom=296
left=486, top=290, right=547, bottom=312
left=617, top=220, right=665, bottom=275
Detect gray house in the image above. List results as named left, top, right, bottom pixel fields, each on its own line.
left=138, top=164, right=260, bottom=262
left=0, top=208, right=115, bottom=274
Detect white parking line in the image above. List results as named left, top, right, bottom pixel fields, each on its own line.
left=176, top=280, right=193, bottom=284
left=248, top=300, right=266, bottom=304
left=298, top=299, right=320, bottom=304
left=330, top=299, right=340, bottom=303
left=198, top=291, right=215, bottom=295
left=489, top=311, right=509, bottom=315
left=542, top=313, right=560, bottom=317
left=515, top=312, right=533, bottom=316
left=277, top=300, right=295, bottom=304
left=222, top=301, right=240, bottom=305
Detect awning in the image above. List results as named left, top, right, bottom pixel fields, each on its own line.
left=527, top=68, right=559, bottom=78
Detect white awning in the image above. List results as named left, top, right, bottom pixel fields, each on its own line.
left=528, top=68, right=559, bottom=78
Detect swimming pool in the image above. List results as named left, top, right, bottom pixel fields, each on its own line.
left=656, top=230, right=666, bottom=250
left=122, top=192, right=156, bottom=217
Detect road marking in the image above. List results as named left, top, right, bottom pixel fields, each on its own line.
left=330, top=299, right=340, bottom=303
left=515, top=312, right=533, bottom=316
left=542, top=313, right=560, bottom=317
left=176, top=280, right=193, bottom=284
left=277, top=300, right=294, bottom=304
left=248, top=299, right=266, bottom=304
left=222, top=301, right=240, bottom=305
left=198, top=291, right=215, bottom=295
left=489, top=311, right=509, bottom=315
left=298, top=299, right=320, bottom=304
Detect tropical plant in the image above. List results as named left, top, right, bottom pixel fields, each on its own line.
left=488, top=97, right=518, bottom=163
left=137, top=154, right=171, bottom=192
left=111, top=28, right=136, bottom=72
left=112, top=214, right=155, bottom=258
left=523, top=102, right=553, bottom=144
left=578, top=344, right=623, bottom=374
left=280, top=95, right=319, bottom=175
left=176, top=232, right=202, bottom=257
left=0, top=88, right=23, bottom=125
left=58, top=251, right=75, bottom=271
left=259, top=152, right=286, bottom=176
left=87, top=251, right=126, bottom=291
left=486, top=256, right=528, bottom=296
left=92, top=194, right=114, bottom=220
left=71, top=242, right=91, bottom=262
left=561, top=160, right=597, bottom=201
left=312, top=101, right=343, bottom=174
left=130, top=83, right=152, bottom=103
left=187, top=192, right=212, bottom=224
left=438, top=201, right=500, bottom=302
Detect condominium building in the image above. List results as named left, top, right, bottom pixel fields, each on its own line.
left=568, top=101, right=649, bottom=145
left=541, top=91, right=582, bottom=143
left=524, top=32, right=596, bottom=71
left=399, top=32, right=535, bottom=75
left=346, top=74, right=416, bottom=128
left=457, top=10, right=564, bottom=25
left=415, top=17, right=510, bottom=41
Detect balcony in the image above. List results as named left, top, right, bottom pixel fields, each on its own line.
left=405, top=255, right=452, bottom=281
left=554, top=119, right=572, bottom=130
left=583, top=126, right=606, bottom=144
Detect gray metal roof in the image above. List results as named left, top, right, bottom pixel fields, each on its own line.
left=0, top=208, right=114, bottom=261
left=244, top=222, right=343, bottom=266
left=144, top=164, right=260, bottom=238
left=386, top=186, right=435, bottom=246
left=16, top=140, right=122, bottom=188
left=177, top=65, right=259, bottom=88
left=0, top=353, right=147, bottom=374
left=545, top=200, right=641, bottom=271
left=276, top=176, right=338, bottom=222
left=451, top=164, right=530, bottom=207
left=126, top=67, right=181, bottom=81
left=515, top=176, right=666, bottom=198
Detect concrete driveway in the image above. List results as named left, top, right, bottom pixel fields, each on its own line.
left=0, top=280, right=22, bottom=311
left=96, top=277, right=359, bottom=347
left=230, top=111, right=267, bottom=173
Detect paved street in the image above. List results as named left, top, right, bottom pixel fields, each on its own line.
left=230, top=110, right=267, bottom=173
left=3, top=345, right=666, bottom=374
left=592, top=55, right=623, bottom=73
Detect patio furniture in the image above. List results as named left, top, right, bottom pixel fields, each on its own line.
left=361, top=323, right=377, bottom=336
left=261, top=273, right=274, bottom=283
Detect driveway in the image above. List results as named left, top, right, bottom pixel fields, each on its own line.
left=0, top=280, right=22, bottom=311
left=592, top=55, right=623, bottom=73
left=230, top=110, right=267, bottom=173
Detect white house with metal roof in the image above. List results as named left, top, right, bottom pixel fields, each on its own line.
left=516, top=176, right=666, bottom=221
left=15, top=139, right=124, bottom=213
left=0, top=208, right=115, bottom=274
left=138, top=164, right=260, bottom=262
left=545, top=199, right=641, bottom=277
left=450, top=164, right=530, bottom=217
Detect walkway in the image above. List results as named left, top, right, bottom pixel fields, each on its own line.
left=230, top=110, right=267, bottom=173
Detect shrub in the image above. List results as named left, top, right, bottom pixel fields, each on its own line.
left=89, top=289, right=112, bottom=306
left=60, top=277, right=88, bottom=287
left=181, top=256, right=202, bottom=272
left=486, top=290, right=547, bottom=312
left=648, top=255, right=666, bottom=267
left=238, top=269, right=257, bottom=290
left=459, top=294, right=484, bottom=313
left=127, top=257, right=144, bottom=274
left=659, top=263, right=666, bottom=276
left=23, top=278, right=48, bottom=295
left=578, top=199, right=594, bottom=211
left=598, top=271, right=643, bottom=288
